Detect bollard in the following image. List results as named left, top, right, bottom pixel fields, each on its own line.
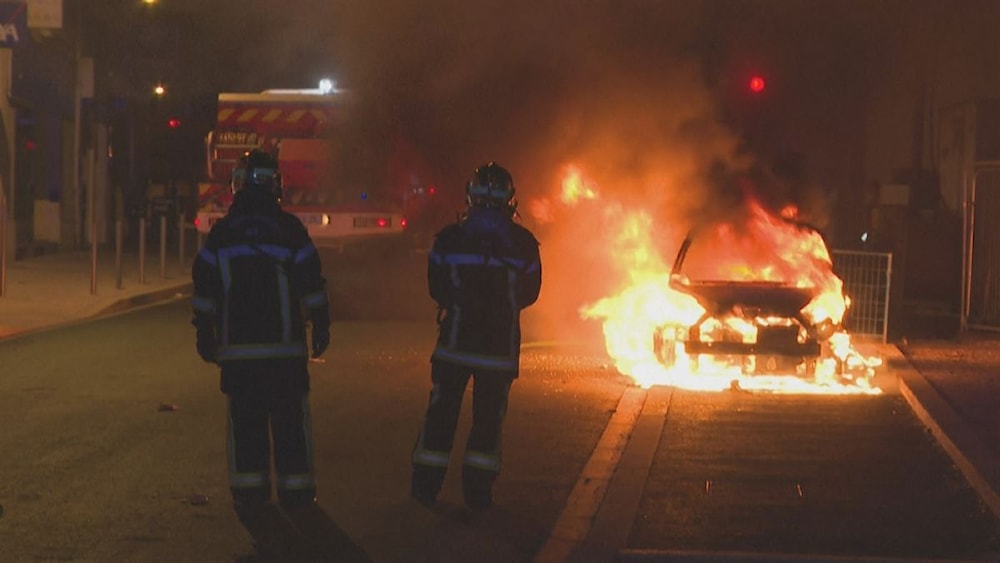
left=160, top=215, right=167, bottom=279
left=0, top=192, right=6, bottom=298
left=90, top=221, right=97, bottom=295
left=139, top=217, right=146, bottom=284
left=115, top=220, right=123, bottom=290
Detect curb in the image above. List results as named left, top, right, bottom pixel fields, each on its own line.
left=93, top=283, right=193, bottom=317
left=888, top=345, right=1000, bottom=521
left=0, top=283, right=192, bottom=344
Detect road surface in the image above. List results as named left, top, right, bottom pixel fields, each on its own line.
left=0, top=247, right=996, bottom=561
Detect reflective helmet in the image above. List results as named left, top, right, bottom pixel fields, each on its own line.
left=466, top=162, right=516, bottom=215
left=231, top=149, right=282, bottom=200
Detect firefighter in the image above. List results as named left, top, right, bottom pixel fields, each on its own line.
left=191, top=149, right=331, bottom=544
left=411, top=162, right=542, bottom=511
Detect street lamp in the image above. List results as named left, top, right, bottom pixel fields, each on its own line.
left=154, top=83, right=166, bottom=96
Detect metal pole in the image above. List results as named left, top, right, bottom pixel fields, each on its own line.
left=128, top=103, right=135, bottom=208
left=962, top=169, right=980, bottom=332
left=72, top=3, right=82, bottom=249
left=178, top=212, right=185, bottom=267
left=160, top=214, right=166, bottom=278
left=115, top=219, right=122, bottom=289
left=0, top=191, right=6, bottom=297
left=0, top=50, right=16, bottom=259
left=961, top=168, right=970, bottom=332
left=89, top=220, right=97, bottom=295
left=881, top=253, right=892, bottom=344
left=139, top=217, right=146, bottom=284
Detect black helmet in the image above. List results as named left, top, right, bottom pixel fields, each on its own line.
left=231, top=149, right=282, bottom=200
left=466, top=162, right=516, bottom=215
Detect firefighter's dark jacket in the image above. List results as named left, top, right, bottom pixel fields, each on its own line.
left=192, top=190, right=330, bottom=395
left=429, top=207, right=541, bottom=376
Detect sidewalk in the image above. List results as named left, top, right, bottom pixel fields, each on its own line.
left=0, top=247, right=192, bottom=339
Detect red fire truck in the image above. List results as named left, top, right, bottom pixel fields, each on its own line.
left=196, top=84, right=438, bottom=248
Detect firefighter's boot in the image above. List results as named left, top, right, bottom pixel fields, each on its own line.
left=462, top=466, right=497, bottom=511
left=411, top=464, right=445, bottom=508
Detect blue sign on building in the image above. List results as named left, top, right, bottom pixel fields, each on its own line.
left=0, top=2, right=28, bottom=47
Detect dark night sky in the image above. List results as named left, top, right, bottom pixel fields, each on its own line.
left=71, top=0, right=1000, bottom=226
left=85, top=1, right=887, bottom=178
left=70, top=1, right=1000, bottom=195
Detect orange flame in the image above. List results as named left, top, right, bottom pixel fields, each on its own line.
left=549, top=165, right=881, bottom=394
left=560, top=164, right=600, bottom=205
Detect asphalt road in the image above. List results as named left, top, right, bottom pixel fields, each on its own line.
left=0, top=297, right=628, bottom=562
left=0, top=246, right=998, bottom=562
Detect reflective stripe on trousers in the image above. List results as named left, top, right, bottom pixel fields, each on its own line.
left=411, top=362, right=513, bottom=476
left=227, top=392, right=316, bottom=502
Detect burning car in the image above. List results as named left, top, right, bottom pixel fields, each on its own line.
left=653, top=209, right=847, bottom=380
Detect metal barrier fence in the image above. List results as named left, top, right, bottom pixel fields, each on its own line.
left=831, top=249, right=893, bottom=343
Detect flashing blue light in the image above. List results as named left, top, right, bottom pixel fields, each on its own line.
left=360, top=192, right=368, bottom=200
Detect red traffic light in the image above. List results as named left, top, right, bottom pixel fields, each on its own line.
left=749, top=75, right=766, bottom=93
left=167, top=117, right=181, bottom=129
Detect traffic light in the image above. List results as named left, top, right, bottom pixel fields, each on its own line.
left=749, top=75, right=766, bottom=94
left=167, top=117, right=181, bottom=129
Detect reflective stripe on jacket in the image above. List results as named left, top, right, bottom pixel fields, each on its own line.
left=192, top=196, right=329, bottom=375
left=428, top=208, right=541, bottom=375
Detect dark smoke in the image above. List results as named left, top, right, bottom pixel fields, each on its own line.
left=317, top=1, right=755, bottom=341
left=182, top=1, right=888, bottom=341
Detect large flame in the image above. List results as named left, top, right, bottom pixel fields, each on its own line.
left=537, top=165, right=882, bottom=394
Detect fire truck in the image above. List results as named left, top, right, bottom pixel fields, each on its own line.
left=197, top=83, right=437, bottom=248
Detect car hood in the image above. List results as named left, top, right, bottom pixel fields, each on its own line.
left=668, top=277, right=819, bottom=318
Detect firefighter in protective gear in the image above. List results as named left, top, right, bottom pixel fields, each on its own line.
left=191, top=149, right=331, bottom=533
left=410, top=162, right=542, bottom=511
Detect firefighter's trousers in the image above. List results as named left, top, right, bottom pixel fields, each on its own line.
left=227, top=390, right=316, bottom=509
left=411, top=361, right=513, bottom=501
